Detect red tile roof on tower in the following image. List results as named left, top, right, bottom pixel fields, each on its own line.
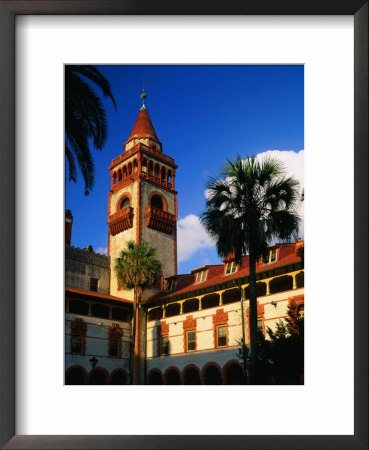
left=127, top=106, right=158, bottom=141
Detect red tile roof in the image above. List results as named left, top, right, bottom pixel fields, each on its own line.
left=146, top=242, right=303, bottom=304
left=127, top=107, right=158, bottom=141
left=65, top=287, right=132, bottom=305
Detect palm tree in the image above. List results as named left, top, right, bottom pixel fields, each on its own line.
left=65, top=65, right=117, bottom=195
left=115, top=241, right=162, bottom=384
left=200, top=156, right=301, bottom=383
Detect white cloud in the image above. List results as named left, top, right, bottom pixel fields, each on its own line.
left=177, top=214, right=215, bottom=263
left=96, top=247, right=108, bottom=255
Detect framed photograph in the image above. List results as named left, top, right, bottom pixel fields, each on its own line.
left=0, top=1, right=367, bottom=449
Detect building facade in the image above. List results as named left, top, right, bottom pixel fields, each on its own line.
left=65, top=96, right=304, bottom=385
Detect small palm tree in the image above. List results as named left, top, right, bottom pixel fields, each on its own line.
left=201, top=156, right=301, bottom=383
left=115, top=241, right=162, bottom=384
left=65, top=65, right=117, bottom=195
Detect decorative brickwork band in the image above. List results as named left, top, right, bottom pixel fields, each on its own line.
left=182, top=315, right=197, bottom=331
left=213, top=308, right=229, bottom=325
left=108, top=206, right=134, bottom=235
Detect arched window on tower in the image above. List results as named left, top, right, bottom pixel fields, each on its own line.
left=151, top=195, right=163, bottom=210
left=161, top=167, right=166, bottom=184
left=119, top=197, right=130, bottom=210
left=167, top=170, right=172, bottom=187
left=128, top=163, right=132, bottom=176
left=133, top=159, right=138, bottom=173
left=113, top=172, right=117, bottom=184
left=123, top=166, right=127, bottom=179
left=148, top=161, right=154, bottom=177
left=118, top=169, right=122, bottom=182
left=142, top=158, right=147, bottom=175
left=155, top=164, right=160, bottom=180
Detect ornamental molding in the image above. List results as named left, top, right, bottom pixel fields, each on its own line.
left=213, top=308, right=228, bottom=324
left=183, top=315, right=197, bottom=331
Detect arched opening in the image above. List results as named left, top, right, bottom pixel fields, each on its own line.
left=68, top=300, right=88, bottom=315
left=128, top=163, right=132, bottom=176
left=148, top=307, right=163, bottom=321
left=112, top=307, right=130, bottom=321
left=225, top=363, right=244, bottom=385
left=245, top=282, right=267, bottom=299
left=161, top=167, right=166, bottom=183
left=65, top=367, right=86, bottom=385
left=119, top=197, right=130, bottom=210
left=183, top=298, right=199, bottom=313
left=167, top=170, right=172, bottom=186
left=222, top=288, right=241, bottom=305
left=151, top=194, right=163, bottom=210
left=89, top=369, right=107, bottom=385
left=202, top=293, right=220, bottom=309
left=91, top=303, right=109, bottom=319
left=123, top=166, right=127, bottom=179
left=148, top=161, right=154, bottom=176
left=113, top=172, right=117, bottom=184
left=165, top=303, right=180, bottom=318
left=148, top=370, right=163, bottom=385
left=296, top=271, right=304, bottom=288
left=141, top=158, right=147, bottom=175
left=165, top=369, right=181, bottom=385
left=154, top=164, right=160, bottom=179
left=203, top=365, right=222, bottom=385
left=183, top=367, right=201, bottom=385
left=269, top=276, right=293, bottom=294
left=111, top=370, right=127, bottom=385
left=118, top=169, right=122, bottom=182
left=133, top=159, right=138, bottom=172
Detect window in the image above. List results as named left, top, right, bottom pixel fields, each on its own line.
left=167, top=278, right=177, bottom=291
left=119, top=197, right=130, bottom=209
left=71, top=333, right=82, bottom=354
left=109, top=338, right=119, bottom=357
left=196, top=270, right=207, bottom=283
left=90, top=277, right=99, bottom=292
left=108, top=323, right=122, bottom=358
left=186, top=331, right=196, bottom=352
left=217, top=325, right=227, bottom=347
left=151, top=194, right=163, bottom=210
left=257, top=318, right=263, bottom=332
left=160, top=336, right=169, bottom=355
left=225, top=261, right=237, bottom=275
left=264, top=248, right=277, bottom=264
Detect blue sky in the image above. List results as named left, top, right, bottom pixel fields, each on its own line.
left=65, top=65, right=304, bottom=274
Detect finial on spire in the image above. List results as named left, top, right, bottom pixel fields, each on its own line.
left=140, top=79, right=147, bottom=110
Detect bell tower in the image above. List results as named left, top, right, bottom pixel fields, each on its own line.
left=107, top=90, right=178, bottom=301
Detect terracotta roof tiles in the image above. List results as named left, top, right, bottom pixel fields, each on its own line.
left=127, top=107, right=158, bottom=141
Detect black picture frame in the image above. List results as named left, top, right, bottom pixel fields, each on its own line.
left=0, top=1, right=367, bottom=449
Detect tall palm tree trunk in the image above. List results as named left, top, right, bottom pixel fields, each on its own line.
left=129, top=286, right=137, bottom=384
left=248, top=255, right=258, bottom=384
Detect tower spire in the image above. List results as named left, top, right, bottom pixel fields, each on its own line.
left=140, top=80, right=147, bottom=110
